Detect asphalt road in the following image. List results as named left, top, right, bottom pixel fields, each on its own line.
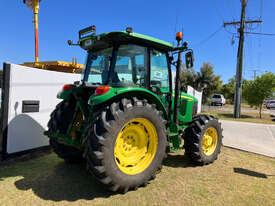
left=221, top=119, right=275, bottom=158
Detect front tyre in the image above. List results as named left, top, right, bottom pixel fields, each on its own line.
left=86, top=98, right=167, bottom=193
left=184, top=115, right=223, bottom=165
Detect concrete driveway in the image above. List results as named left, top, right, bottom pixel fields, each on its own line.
left=221, top=120, right=275, bottom=158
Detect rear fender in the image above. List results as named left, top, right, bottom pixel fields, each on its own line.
left=88, top=87, right=168, bottom=120
left=57, top=89, right=73, bottom=100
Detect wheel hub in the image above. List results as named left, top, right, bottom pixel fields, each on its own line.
left=202, top=127, right=218, bottom=156
left=114, top=118, right=158, bottom=175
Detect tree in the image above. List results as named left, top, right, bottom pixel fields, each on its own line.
left=221, top=78, right=235, bottom=103
left=243, top=72, right=275, bottom=118
left=180, top=67, right=197, bottom=90
left=180, top=62, right=223, bottom=103
left=220, top=77, right=248, bottom=104
left=196, top=62, right=222, bottom=99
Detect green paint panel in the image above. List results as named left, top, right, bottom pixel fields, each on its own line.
left=57, top=89, right=72, bottom=100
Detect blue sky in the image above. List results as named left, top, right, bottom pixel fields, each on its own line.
left=0, top=0, right=274, bottom=83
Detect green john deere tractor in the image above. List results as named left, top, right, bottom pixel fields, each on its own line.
left=45, top=26, right=223, bottom=193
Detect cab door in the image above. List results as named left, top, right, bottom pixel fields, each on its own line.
left=150, top=49, right=171, bottom=111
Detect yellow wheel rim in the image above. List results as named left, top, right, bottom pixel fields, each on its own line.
left=202, top=127, right=218, bottom=156
left=114, top=118, right=158, bottom=175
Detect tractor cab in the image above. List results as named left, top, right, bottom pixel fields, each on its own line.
left=65, top=26, right=197, bottom=125
left=79, top=27, right=174, bottom=97
left=83, top=43, right=170, bottom=97
left=76, top=27, right=193, bottom=110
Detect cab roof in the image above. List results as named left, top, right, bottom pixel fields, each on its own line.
left=79, top=31, right=174, bottom=52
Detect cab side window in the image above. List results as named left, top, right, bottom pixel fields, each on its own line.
left=114, top=44, right=147, bottom=87
left=150, top=49, right=169, bottom=92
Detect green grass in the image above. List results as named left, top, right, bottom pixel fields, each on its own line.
left=0, top=148, right=275, bottom=206
left=202, top=110, right=275, bottom=125
left=224, top=103, right=268, bottom=111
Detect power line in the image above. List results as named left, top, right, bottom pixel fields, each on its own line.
left=257, top=16, right=263, bottom=72
left=260, top=0, right=263, bottom=19
left=243, top=40, right=247, bottom=78
left=211, top=0, right=225, bottom=22
left=193, top=26, right=223, bottom=47
left=230, top=0, right=238, bottom=20
left=247, top=37, right=254, bottom=69
left=224, top=26, right=237, bottom=35
left=171, top=9, right=179, bottom=47
left=244, top=32, right=275, bottom=36
left=227, top=0, right=237, bottom=20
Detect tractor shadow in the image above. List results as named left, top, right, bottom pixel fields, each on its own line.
left=233, top=168, right=275, bottom=178
left=162, top=153, right=198, bottom=168
left=13, top=162, right=114, bottom=201
left=0, top=156, right=115, bottom=202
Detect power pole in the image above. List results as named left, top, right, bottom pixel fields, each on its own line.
left=223, top=0, right=262, bottom=118
left=233, top=0, right=246, bottom=118
left=252, top=69, right=257, bottom=79
left=250, top=69, right=260, bottom=79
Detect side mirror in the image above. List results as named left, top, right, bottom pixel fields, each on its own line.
left=185, top=51, right=194, bottom=69
left=67, top=40, right=73, bottom=46
left=67, top=40, right=79, bottom=46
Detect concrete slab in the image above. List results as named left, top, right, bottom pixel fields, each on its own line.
left=220, top=120, right=275, bottom=158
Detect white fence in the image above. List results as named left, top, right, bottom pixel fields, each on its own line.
left=172, top=70, right=202, bottom=113
left=187, top=86, right=202, bottom=113
left=0, top=63, right=81, bottom=156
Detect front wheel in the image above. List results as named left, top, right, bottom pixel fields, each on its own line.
left=183, top=115, right=223, bottom=165
left=86, top=98, right=167, bottom=193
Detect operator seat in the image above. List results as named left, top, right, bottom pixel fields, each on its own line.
left=150, top=80, right=162, bottom=96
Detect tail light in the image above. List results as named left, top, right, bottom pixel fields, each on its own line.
left=62, top=84, right=73, bottom=91
left=95, top=86, right=110, bottom=95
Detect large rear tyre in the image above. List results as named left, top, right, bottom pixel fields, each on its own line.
left=86, top=98, right=167, bottom=193
left=48, top=99, right=76, bottom=134
left=48, top=99, right=83, bottom=163
left=50, top=138, right=83, bottom=163
left=183, top=115, right=223, bottom=165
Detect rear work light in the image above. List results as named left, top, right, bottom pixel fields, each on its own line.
left=95, top=86, right=110, bottom=95
left=62, top=84, right=73, bottom=91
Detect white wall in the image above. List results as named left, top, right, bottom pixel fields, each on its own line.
left=6, top=64, right=81, bottom=154
left=187, top=86, right=202, bottom=113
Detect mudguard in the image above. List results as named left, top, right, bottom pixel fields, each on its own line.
left=88, top=87, right=168, bottom=119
